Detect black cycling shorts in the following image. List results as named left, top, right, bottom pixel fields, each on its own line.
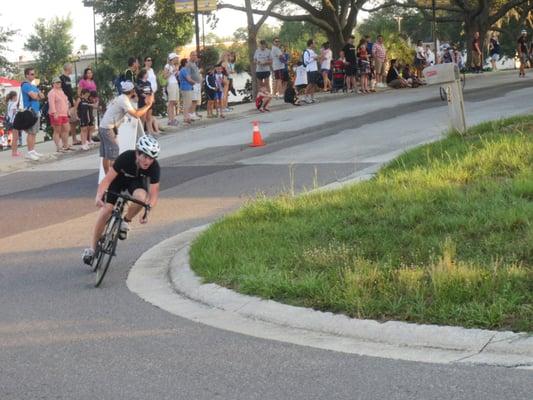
left=105, top=179, right=148, bottom=205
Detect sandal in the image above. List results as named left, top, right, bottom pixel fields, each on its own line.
left=73, top=140, right=82, bottom=145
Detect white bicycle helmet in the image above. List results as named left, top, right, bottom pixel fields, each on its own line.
left=136, top=135, right=160, bottom=158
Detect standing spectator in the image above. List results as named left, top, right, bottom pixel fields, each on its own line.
left=271, top=37, right=285, bottom=98
left=136, top=69, right=154, bottom=132
left=178, top=56, right=195, bottom=124
left=372, top=35, right=387, bottom=88
left=342, top=35, right=357, bottom=92
left=517, top=30, right=528, bottom=78
left=454, top=47, right=464, bottom=70
left=219, top=51, right=233, bottom=112
left=5, top=91, right=21, bottom=157
left=442, top=45, right=454, bottom=63
left=21, top=68, right=44, bottom=161
left=48, top=77, right=71, bottom=152
left=281, top=46, right=290, bottom=87
left=414, top=40, right=426, bottom=77
left=144, top=56, right=160, bottom=134
left=303, top=39, right=320, bottom=103
left=320, top=42, right=333, bottom=92
left=77, top=89, right=94, bottom=150
left=98, top=81, right=153, bottom=173
left=186, top=51, right=202, bottom=120
left=357, top=38, right=370, bottom=94
left=59, top=63, right=80, bottom=146
left=254, top=40, right=272, bottom=94
left=78, top=67, right=98, bottom=135
left=471, top=32, right=483, bottom=73
left=164, top=53, right=180, bottom=126
left=488, top=33, right=501, bottom=71
left=125, top=57, right=140, bottom=83
left=205, top=67, right=217, bottom=118
left=214, top=64, right=226, bottom=118
left=425, top=45, right=435, bottom=65
left=228, top=51, right=238, bottom=96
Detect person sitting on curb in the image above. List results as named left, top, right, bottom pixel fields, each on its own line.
left=98, top=81, right=154, bottom=174
left=386, top=59, right=410, bottom=89
left=255, top=83, right=273, bottom=112
left=284, top=80, right=301, bottom=106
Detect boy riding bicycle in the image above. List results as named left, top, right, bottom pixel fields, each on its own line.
left=82, top=135, right=161, bottom=265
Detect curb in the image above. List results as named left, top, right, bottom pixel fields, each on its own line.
left=128, top=225, right=533, bottom=369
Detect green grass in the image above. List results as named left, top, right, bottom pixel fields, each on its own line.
left=190, top=116, right=533, bottom=332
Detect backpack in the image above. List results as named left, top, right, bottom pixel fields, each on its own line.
left=300, top=50, right=310, bottom=67
left=113, top=72, right=127, bottom=95
left=13, top=108, right=38, bottom=130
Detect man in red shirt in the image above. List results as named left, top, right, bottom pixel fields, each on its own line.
left=471, top=32, right=483, bottom=73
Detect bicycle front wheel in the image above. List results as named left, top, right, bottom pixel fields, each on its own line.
left=95, top=216, right=120, bottom=287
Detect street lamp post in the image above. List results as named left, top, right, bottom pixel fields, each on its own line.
left=82, top=0, right=98, bottom=68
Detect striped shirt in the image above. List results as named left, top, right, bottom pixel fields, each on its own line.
left=372, top=42, right=386, bottom=61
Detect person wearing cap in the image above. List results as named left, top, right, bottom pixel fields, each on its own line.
left=518, top=29, right=528, bottom=77
left=98, top=81, right=154, bottom=173
left=163, top=52, right=180, bottom=126
left=48, top=76, right=71, bottom=152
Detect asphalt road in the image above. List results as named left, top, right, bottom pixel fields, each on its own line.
left=1, top=73, right=532, bottom=399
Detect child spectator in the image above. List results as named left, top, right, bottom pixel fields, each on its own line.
left=214, top=64, right=225, bottom=118
left=4, top=91, right=21, bottom=157
left=402, top=64, right=424, bottom=88
left=294, top=61, right=308, bottom=98
left=320, top=42, right=332, bottom=92
left=255, top=83, right=273, bottom=112
left=284, top=80, right=301, bottom=106
left=357, top=38, right=370, bottom=94
left=77, top=89, right=94, bottom=150
left=204, top=67, right=217, bottom=118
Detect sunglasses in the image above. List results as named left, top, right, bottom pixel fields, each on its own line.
left=146, top=59, right=152, bottom=62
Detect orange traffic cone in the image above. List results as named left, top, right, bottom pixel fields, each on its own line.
left=249, top=120, right=265, bottom=147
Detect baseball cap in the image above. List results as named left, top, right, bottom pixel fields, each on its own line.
left=52, top=76, right=61, bottom=83
left=168, top=52, right=178, bottom=60
left=121, top=81, right=135, bottom=92
left=521, top=29, right=527, bottom=34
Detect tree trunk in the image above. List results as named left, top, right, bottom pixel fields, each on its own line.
left=327, top=29, right=346, bottom=58
left=464, top=18, right=488, bottom=71
left=247, top=30, right=258, bottom=98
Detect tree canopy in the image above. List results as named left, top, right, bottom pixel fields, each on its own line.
left=0, top=24, right=17, bottom=76
left=24, top=16, right=74, bottom=82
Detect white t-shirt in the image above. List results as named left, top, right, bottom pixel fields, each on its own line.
left=271, top=45, right=284, bottom=71
left=294, top=65, right=308, bottom=86
left=147, top=68, right=158, bottom=92
left=7, top=100, right=18, bottom=123
left=164, top=63, right=178, bottom=85
left=416, top=46, right=425, bottom=60
left=426, top=49, right=435, bottom=65
left=100, top=94, right=135, bottom=129
left=254, top=48, right=272, bottom=72
left=321, top=48, right=332, bottom=70
left=304, top=48, right=318, bottom=72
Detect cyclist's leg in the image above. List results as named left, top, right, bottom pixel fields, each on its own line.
left=124, top=187, right=149, bottom=222
left=91, top=203, right=114, bottom=250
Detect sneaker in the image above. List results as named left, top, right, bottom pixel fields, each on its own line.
left=31, top=150, right=44, bottom=157
left=118, top=220, right=129, bottom=240
left=223, top=107, right=232, bottom=113
left=81, top=144, right=90, bottom=151
left=82, top=248, right=95, bottom=266
left=26, top=151, right=39, bottom=161
left=189, top=113, right=200, bottom=121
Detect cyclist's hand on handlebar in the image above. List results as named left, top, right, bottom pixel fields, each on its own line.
left=95, top=196, right=105, bottom=208
left=140, top=214, right=148, bottom=224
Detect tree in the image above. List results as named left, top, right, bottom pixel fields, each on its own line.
left=0, top=24, right=17, bottom=76
left=24, top=16, right=74, bottom=82
left=218, top=0, right=388, bottom=56
left=95, top=0, right=194, bottom=73
left=278, top=21, right=327, bottom=52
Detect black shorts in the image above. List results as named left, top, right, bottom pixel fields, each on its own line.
left=282, top=69, right=290, bottom=82
left=274, top=69, right=284, bottom=80
left=206, top=88, right=216, bottom=101
left=307, top=71, right=320, bottom=84
left=346, top=62, right=358, bottom=76
left=256, top=71, right=271, bottom=80
left=105, top=179, right=148, bottom=205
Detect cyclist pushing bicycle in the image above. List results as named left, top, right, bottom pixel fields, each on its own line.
left=82, top=135, right=160, bottom=266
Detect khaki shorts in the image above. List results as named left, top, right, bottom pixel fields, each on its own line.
left=26, top=111, right=40, bottom=135
left=167, top=82, right=180, bottom=102
left=181, top=89, right=193, bottom=113
left=374, top=59, right=386, bottom=76
left=471, top=52, right=481, bottom=67
left=192, top=83, right=201, bottom=102
left=98, top=127, right=119, bottom=160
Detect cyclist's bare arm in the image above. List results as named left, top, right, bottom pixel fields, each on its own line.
left=95, top=168, right=119, bottom=207
left=148, top=183, right=160, bottom=208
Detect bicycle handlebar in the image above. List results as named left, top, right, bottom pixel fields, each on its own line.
left=106, top=190, right=151, bottom=219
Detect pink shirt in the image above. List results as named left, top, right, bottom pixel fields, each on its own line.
left=47, top=88, right=69, bottom=117
left=372, top=42, right=386, bottom=62
left=79, top=78, right=97, bottom=92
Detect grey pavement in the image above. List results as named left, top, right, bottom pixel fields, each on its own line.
left=1, top=69, right=533, bottom=400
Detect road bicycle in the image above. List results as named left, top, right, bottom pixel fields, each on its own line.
left=92, top=191, right=149, bottom=287
left=439, top=68, right=466, bottom=101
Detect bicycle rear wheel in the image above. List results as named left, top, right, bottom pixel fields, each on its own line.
left=94, top=216, right=120, bottom=287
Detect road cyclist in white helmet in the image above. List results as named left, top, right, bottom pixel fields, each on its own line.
left=82, top=135, right=161, bottom=265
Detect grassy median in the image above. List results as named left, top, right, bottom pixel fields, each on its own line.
left=190, top=116, right=533, bottom=332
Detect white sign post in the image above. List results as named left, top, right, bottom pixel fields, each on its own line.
left=98, top=116, right=145, bottom=182
left=422, top=63, right=467, bottom=134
